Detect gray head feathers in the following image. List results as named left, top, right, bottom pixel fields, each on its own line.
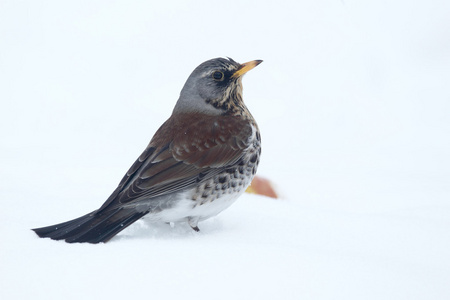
left=173, top=57, right=243, bottom=115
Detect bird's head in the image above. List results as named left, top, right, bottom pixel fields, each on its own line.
left=174, top=57, right=262, bottom=116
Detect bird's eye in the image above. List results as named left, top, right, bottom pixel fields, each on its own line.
left=212, top=71, right=224, bottom=81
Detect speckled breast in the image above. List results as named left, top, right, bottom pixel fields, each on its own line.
left=192, top=129, right=261, bottom=209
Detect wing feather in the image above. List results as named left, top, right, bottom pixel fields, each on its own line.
left=98, top=113, right=255, bottom=212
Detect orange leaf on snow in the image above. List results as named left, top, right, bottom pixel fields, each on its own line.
left=245, top=176, right=279, bottom=199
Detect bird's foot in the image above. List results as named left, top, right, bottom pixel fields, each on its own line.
left=188, top=217, right=200, bottom=232
left=190, top=225, right=200, bottom=232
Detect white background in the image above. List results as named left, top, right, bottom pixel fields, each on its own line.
left=1, top=0, right=449, bottom=299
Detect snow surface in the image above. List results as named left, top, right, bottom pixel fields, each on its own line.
left=1, top=0, right=450, bottom=299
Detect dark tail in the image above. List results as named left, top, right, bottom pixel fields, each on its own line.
left=32, top=208, right=148, bottom=244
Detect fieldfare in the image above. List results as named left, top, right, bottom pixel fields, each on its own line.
left=32, top=57, right=262, bottom=243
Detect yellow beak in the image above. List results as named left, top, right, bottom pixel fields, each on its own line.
left=232, top=60, right=263, bottom=78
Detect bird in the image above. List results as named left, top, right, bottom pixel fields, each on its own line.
left=32, top=57, right=262, bottom=243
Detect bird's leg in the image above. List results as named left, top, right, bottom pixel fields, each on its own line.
left=188, top=217, right=200, bottom=232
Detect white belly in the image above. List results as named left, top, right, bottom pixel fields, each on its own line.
left=142, top=188, right=245, bottom=225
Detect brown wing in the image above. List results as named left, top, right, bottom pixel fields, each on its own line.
left=98, top=113, right=254, bottom=212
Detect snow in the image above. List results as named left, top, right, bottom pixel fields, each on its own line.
left=1, top=0, right=450, bottom=299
